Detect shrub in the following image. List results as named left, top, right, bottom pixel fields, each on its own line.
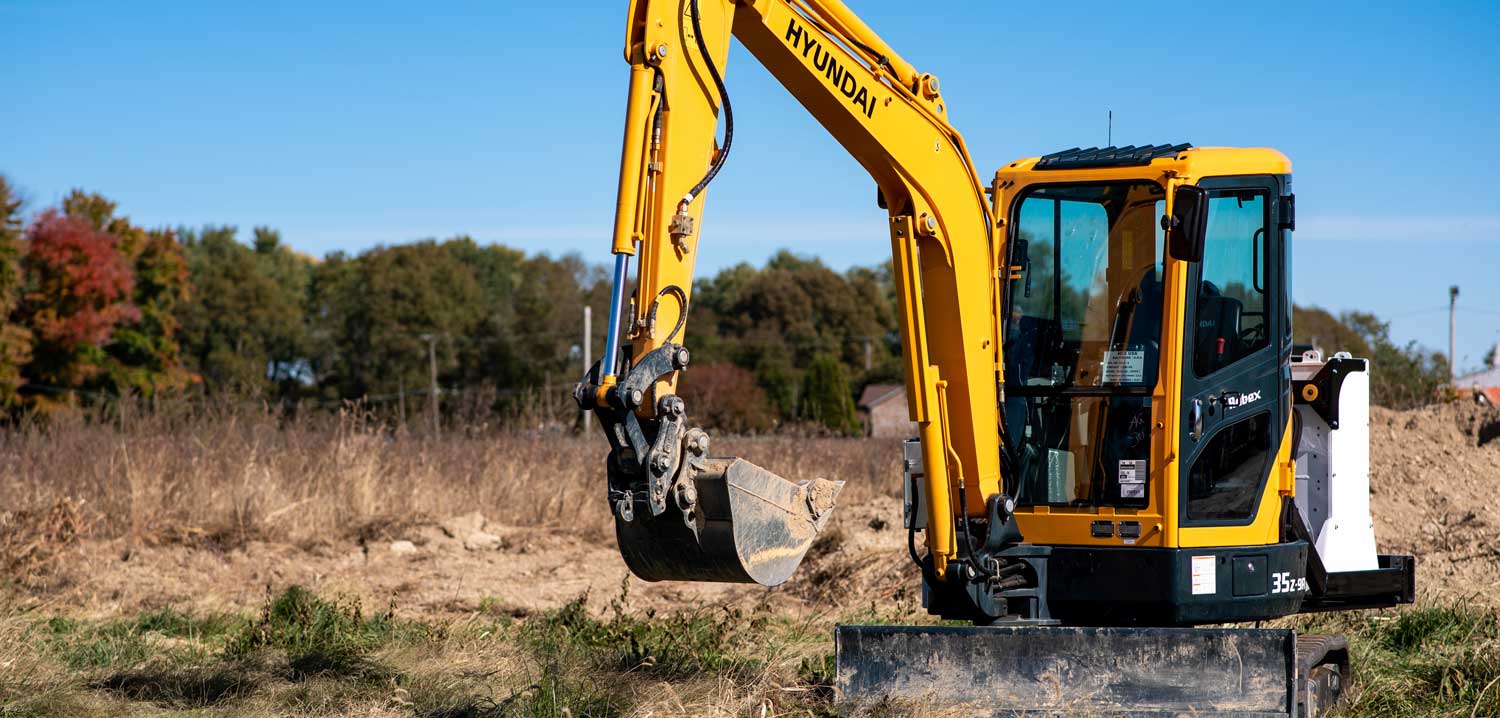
left=800, top=354, right=859, bottom=436
left=674, top=363, right=776, bottom=433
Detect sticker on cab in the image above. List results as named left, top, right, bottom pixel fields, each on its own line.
left=1118, top=459, right=1146, bottom=499
left=1101, top=350, right=1145, bottom=384
left=1191, top=555, right=1217, bottom=595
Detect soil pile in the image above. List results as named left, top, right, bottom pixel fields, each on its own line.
left=1369, top=401, right=1500, bottom=604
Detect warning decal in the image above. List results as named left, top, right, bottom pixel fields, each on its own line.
left=1191, top=555, right=1217, bottom=595
left=1101, top=350, right=1145, bottom=384
left=1118, top=459, right=1146, bottom=499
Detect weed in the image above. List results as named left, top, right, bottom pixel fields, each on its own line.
left=522, top=595, right=760, bottom=680
left=227, top=585, right=396, bottom=681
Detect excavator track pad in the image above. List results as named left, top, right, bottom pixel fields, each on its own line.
left=616, top=457, right=843, bottom=586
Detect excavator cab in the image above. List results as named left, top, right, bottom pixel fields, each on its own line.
left=897, top=144, right=1410, bottom=629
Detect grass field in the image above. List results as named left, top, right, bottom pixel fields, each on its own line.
left=1, top=584, right=1497, bottom=718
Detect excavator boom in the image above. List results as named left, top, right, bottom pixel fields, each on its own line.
left=578, top=0, right=1006, bottom=585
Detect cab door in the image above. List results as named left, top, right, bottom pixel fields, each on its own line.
left=1176, top=176, right=1289, bottom=543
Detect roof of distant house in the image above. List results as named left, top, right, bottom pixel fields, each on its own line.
left=1456, top=365, right=1500, bottom=388
left=858, top=384, right=905, bottom=409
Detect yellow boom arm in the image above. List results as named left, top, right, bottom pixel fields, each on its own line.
left=590, top=0, right=1006, bottom=580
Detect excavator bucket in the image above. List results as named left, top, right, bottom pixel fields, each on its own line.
left=615, top=457, right=843, bottom=586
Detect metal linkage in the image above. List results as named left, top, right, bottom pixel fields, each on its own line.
left=574, top=341, right=693, bottom=520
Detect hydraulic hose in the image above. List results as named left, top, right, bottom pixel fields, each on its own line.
left=680, top=0, right=733, bottom=209
left=956, top=479, right=993, bottom=580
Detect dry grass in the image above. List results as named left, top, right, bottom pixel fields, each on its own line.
left=3, top=406, right=1498, bottom=717
left=1, top=403, right=902, bottom=560
left=0, top=404, right=909, bottom=715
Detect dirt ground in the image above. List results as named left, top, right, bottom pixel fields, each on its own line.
left=1368, top=402, right=1500, bottom=605
left=17, top=402, right=1500, bottom=622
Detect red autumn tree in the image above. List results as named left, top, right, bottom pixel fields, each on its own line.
left=62, top=191, right=194, bottom=397
left=18, top=209, right=140, bottom=402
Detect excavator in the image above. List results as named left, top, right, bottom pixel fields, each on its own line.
left=574, top=0, right=1417, bottom=715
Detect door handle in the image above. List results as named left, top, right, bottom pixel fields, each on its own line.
left=1190, top=398, right=1204, bottom=442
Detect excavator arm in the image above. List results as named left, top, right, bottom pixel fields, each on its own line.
left=576, top=0, right=1007, bottom=585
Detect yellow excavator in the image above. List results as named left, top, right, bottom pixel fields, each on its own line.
left=574, top=1, right=1416, bottom=715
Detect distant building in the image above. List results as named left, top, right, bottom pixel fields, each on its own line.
left=858, top=384, right=916, bottom=438
left=1456, top=347, right=1500, bottom=405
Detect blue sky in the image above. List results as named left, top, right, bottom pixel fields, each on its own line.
left=3, top=1, right=1499, bottom=369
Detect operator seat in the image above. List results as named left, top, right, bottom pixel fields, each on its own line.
left=1195, top=282, right=1242, bottom=373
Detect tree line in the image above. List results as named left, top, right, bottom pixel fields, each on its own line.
left=0, top=175, right=1448, bottom=430
left=0, top=177, right=902, bottom=431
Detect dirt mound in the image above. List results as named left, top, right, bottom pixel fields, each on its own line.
left=1370, top=402, right=1500, bottom=604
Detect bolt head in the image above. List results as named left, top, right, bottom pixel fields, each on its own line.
left=656, top=43, right=669, bottom=58
left=924, top=215, right=937, bottom=231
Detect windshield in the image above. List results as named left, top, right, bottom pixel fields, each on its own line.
left=1003, top=181, right=1166, bottom=509
left=1005, top=182, right=1166, bottom=391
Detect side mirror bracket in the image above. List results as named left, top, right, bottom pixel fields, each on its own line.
left=1164, top=185, right=1209, bottom=262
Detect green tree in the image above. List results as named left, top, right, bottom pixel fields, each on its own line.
left=1339, top=310, right=1448, bottom=409
left=800, top=353, right=859, bottom=435
left=690, top=251, right=898, bottom=422
left=1292, top=305, right=1372, bottom=357
left=310, top=239, right=485, bottom=402
left=0, top=176, right=30, bottom=408
left=1293, top=305, right=1448, bottom=408
left=250, top=227, right=314, bottom=391
left=178, top=226, right=305, bottom=396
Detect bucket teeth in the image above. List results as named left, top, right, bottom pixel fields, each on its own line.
left=615, top=457, right=843, bottom=586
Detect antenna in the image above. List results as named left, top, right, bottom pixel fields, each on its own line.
left=1107, top=110, right=1112, bottom=146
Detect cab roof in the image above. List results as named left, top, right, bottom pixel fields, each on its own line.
left=996, top=144, right=1292, bottom=183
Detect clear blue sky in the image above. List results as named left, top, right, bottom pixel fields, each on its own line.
left=4, top=1, right=1499, bottom=370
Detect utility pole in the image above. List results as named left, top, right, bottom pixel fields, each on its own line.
left=420, top=333, right=439, bottom=435
left=1449, top=285, right=1460, bottom=380
left=582, top=306, right=592, bottom=433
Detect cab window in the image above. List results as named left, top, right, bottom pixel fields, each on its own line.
left=1194, top=190, right=1270, bottom=376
